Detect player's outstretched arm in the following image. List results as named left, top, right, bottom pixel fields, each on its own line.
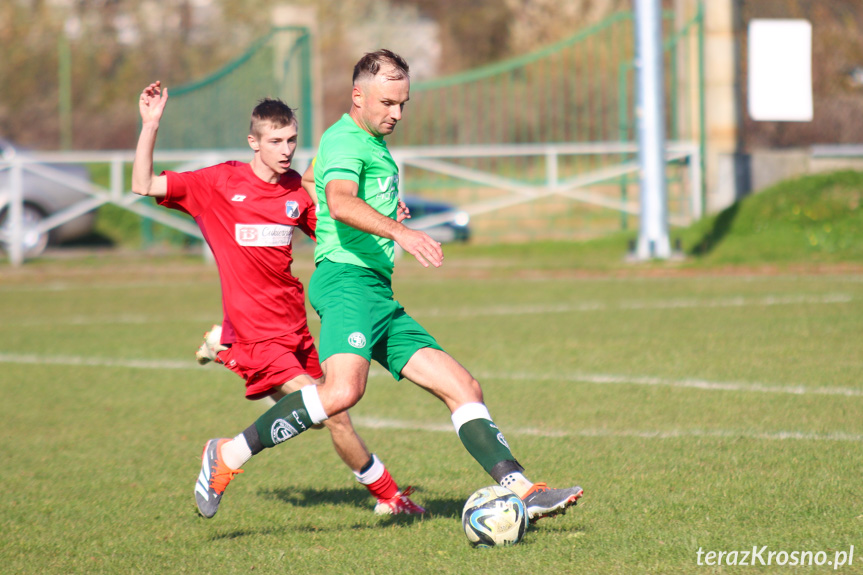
left=326, top=179, right=442, bottom=268
left=301, top=161, right=316, bottom=201
left=131, top=81, right=169, bottom=199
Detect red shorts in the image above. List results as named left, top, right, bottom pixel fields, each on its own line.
left=216, top=326, right=323, bottom=400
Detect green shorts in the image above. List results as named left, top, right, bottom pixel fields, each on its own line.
left=308, top=259, right=443, bottom=380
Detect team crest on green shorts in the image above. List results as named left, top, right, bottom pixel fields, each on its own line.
left=348, top=332, right=367, bottom=349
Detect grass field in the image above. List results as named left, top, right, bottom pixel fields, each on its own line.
left=2, top=244, right=862, bottom=574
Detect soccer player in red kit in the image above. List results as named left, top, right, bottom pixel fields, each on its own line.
left=131, top=80, right=424, bottom=518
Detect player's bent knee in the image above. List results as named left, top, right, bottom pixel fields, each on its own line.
left=319, top=384, right=363, bottom=417
left=460, top=376, right=484, bottom=404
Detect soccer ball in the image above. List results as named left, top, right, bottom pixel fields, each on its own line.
left=461, top=485, right=527, bottom=548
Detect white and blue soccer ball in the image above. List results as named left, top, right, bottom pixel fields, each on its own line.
left=461, top=485, right=527, bottom=548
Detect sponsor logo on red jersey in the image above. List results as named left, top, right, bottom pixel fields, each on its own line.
left=235, top=224, right=294, bottom=246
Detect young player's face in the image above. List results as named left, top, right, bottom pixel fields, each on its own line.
left=249, top=120, right=299, bottom=176
left=355, top=71, right=410, bottom=137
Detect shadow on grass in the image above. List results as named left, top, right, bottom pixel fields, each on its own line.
left=261, top=485, right=370, bottom=509
left=206, top=488, right=465, bottom=541
left=689, top=201, right=740, bottom=256
left=209, top=517, right=587, bottom=542
left=206, top=487, right=584, bottom=540
left=262, top=485, right=464, bottom=519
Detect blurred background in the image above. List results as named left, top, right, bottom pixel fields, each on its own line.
left=2, top=0, right=863, bottom=259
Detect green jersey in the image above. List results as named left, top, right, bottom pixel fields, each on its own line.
left=313, top=114, right=400, bottom=279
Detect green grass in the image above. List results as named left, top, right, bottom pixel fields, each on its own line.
left=2, top=249, right=862, bottom=574
left=681, top=170, right=863, bottom=264
left=437, top=170, right=863, bottom=269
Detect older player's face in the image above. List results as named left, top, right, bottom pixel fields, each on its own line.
left=248, top=120, right=299, bottom=176
left=354, top=70, right=410, bottom=137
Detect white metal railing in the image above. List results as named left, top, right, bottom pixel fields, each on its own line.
left=392, top=141, right=702, bottom=233
left=0, top=149, right=312, bottom=266
left=1, top=142, right=701, bottom=266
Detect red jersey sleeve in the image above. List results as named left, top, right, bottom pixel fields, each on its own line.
left=160, top=165, right=222, bottom=217
left=299, top=197, right=317, bottom=242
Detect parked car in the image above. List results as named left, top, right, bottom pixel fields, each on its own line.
left=0, top=138, right=96, bottom=258
left=402, top=195, right=471, bottom=243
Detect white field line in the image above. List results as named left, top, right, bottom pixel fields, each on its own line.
left=1, top=352, right=860, bottom=399
left=2, top=352, right=859, bottom=442
left=469, top=371, right=863, bottom=398
left=8, top=314, right=219, bottom=328
left=414, top=293, right=853, bottom=318
left=0, top=280, right=214, bottom=293
left=352, top=416, right=863, bottom=443
left=3, top=293, right=854, bottom=327
left=0, top=352, right=203, bottom=371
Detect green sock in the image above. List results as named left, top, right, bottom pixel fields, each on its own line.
left=457, top=418, right=517, bottom=475
left=254, top=389, right=315, bottom=448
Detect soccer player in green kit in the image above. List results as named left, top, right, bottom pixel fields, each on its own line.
left=196, top=49, right=583, bottom=522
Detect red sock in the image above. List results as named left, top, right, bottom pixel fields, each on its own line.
left=365, top=469, right=399, bottom=500
left=215, top=348, right=231, bottom=365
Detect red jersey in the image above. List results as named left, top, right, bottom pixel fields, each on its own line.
left=160, top=161, right=316, bottom=344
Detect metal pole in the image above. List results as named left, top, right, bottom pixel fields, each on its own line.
left=545, top=148, right=558, bottom=192
left=696, top=0, right=707, bottom=218
left=59, top=34, right=72, bottom=150
left=634, top=0, right=671, bottom=259
left=110, top=154, right=123, bottom=202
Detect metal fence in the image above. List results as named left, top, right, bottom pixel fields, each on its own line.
left=1, top=140, right=699, bottom=266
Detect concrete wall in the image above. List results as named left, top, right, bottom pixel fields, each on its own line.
left=676, top=0, right=744, bottom=214
left=723, top=147, right=863, bottom=199
left=749, top=149, right=809, bottom=192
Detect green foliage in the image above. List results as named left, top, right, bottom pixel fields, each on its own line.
left=1, top=255, right=861, bottom=573
left=93, top=202, right=145, bottom=247
left=682, top=170, right=863, bottom=264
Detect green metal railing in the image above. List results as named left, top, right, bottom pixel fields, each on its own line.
left=389, top=10, right=702, bottom=148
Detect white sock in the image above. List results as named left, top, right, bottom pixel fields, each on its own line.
left=500, top=472, right=534, bottom=498
left=353, top=453, right=386, bottom=485
left=450, top=402, right=492, bottom=434
left=221, top=433, right=253, bottom=470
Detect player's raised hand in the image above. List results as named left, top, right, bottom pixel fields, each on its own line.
left=395, top=227, right=443, bottom=268
left=139, top=81, right=168, bottom=125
